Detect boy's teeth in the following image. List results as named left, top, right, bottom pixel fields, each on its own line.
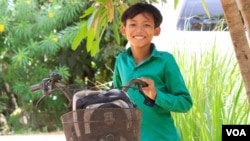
left=134, top=36, right=144, bottom=39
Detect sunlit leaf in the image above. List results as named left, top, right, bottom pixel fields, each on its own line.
left=95, top=0, right=105, bottom=3
left=85, top=5, right=108, bottom=56
left=113, top=18, right=120, bottom=44
left=87, top=10, right=96, bottom=29
left=106, top=0, right=114, bottom=22
left=90, top=8, right=103, bottom=32
left=87, top=28, right=95, bottom=52
left=71, top=21, right=88, bottom=51
left=174, top=0, right=179, bottom=9
left=201, top=0, right=211, bottom=18
left=119, top=1, right=128, bottom=12
left=90, top=40, right=99, bottom=56
left=80, top=6, right=94, bottom=19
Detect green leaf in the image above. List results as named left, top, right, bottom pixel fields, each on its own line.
left=80, top=6, right=94, bottom=19
left=87, top=10, right=97, bottom=29
left=118, top=2, right=128, bottom=12
left=88, top=5, right=106, bottom=31
left=11, top=48, right=30, bottom=67
left=201, top=0, right=211, bottom=18
left=87, top=28, right=95, bottom=52
left=71, top=21, right=88, bottom=51
left=85, top=6, right=108, bottom=55
left=112, top=19, right=120, bottom=44
left=90, top=40, right=100, bottom=56
left=106, top=0, right=114, bottom=22
left=95, top=0, right=105, bottom=3
left=174, top=0, right=179, bottom=9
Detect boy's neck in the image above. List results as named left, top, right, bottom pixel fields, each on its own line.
left=131, top=46, right=152, bottom=64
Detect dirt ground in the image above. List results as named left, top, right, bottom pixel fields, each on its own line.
left=0, top=131, right=66, bottom=141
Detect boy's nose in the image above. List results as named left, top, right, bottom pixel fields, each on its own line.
left=134, top=26, right=144, bottom=32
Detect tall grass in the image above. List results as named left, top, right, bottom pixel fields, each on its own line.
left=172, top=42, right=250, bottom=141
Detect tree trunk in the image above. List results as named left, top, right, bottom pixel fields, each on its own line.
left=236, top=0, right=250, bottom=40
left=220, top=0, right=250, bottom=102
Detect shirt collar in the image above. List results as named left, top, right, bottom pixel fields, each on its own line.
left=126, top=43, right=159, bottom=58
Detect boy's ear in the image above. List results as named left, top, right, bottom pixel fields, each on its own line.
left=121, top=26, right=126, bottom=36
left=154, top=27, right=161, bottom=36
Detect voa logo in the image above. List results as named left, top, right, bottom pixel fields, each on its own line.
left=226, top=129, right=246, bottom=136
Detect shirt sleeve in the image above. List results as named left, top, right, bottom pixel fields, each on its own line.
left=155, top=55, right=193, bottom=113
left=112, top=57, right=122, bottom=88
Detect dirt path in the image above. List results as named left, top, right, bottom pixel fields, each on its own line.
left=0, top=131, right=66, bottom=141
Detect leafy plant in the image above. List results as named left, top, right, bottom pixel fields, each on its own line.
left=172, top=40, right=250, bottom=141
left=0, top=0, right=124, bottom=133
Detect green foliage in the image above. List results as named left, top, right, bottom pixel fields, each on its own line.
left=0, top=0, right=126, bottom=133
left=172, top=42, right=249, bottom=141
left=71, top=0, right=169, bottom=56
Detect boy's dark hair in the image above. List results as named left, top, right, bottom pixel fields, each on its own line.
left=121, top=2, right=163, bottom=28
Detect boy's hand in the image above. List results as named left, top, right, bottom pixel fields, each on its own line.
left=139, top=78, right=156, bottom=100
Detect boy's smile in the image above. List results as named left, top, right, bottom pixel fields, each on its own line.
left=134, top=35, right=145, bottom=40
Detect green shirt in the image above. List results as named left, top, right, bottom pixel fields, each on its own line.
left=113, top=44, right=193, bottom=141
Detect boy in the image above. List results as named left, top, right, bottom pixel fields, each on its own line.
left=113, top=2, right=193, bottom=141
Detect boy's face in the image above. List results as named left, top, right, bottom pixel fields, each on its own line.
left=121, top=12, right=161, bottom=49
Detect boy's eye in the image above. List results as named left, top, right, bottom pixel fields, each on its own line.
left=128, top=23, right=136, bottom=27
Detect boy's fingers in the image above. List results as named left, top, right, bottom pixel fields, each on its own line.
left=140, top=78, right=154, bottom=86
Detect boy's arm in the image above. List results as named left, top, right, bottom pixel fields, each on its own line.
left=155, top=57, right=193, bottom=113
left=112, top=59, right=122, bottom=88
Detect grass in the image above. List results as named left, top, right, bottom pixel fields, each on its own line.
left=171, top=41, right=250, bottom=141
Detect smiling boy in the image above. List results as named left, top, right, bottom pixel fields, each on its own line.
left=113, top=2, right=193, bottom=141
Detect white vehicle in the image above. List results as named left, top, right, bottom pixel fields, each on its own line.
left=152, top=0, right=234, bottom=55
